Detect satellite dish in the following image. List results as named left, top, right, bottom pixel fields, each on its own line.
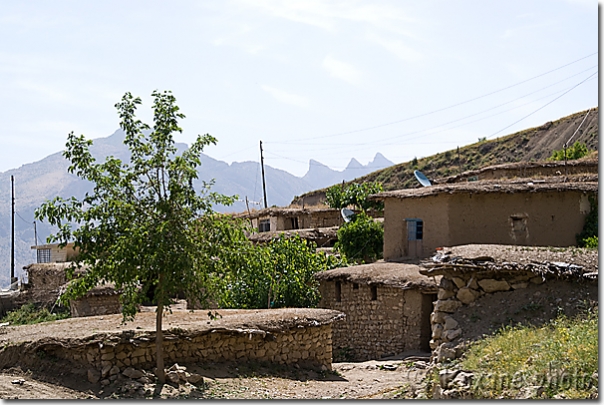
left=414, top=170, right=432, bottom=187
left=341, top=208, right=356, bottom=223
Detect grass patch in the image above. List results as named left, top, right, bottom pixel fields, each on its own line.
left=460, top=309, right=598, bottom=399
left=1, top=303, right=70, bottom=326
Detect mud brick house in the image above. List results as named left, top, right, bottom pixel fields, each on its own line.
left=417, top=244, right=598, bottom=363
left=31, top=242, right=79, bottom=263
left=237, top=207, right=343, bottom=233
left=315, top=262, right=439, bottom=361
left=69, top=281, right=122, bottom=317
left=370, top=178, right=597, bottom=260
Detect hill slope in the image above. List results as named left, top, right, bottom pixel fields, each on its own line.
left=293, top=107, right=598, bottom=204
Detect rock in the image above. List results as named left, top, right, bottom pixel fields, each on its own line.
left=434, top=299, right=462, bottom=313
left=511, top=282, right=529, bottom=290
left=452, top=277, right=466, bottom=289
left=166, top=371, right=181, bottom=384
left=443, top=328, right=462, bottom=342
left=439, top=278, right=456, bottom=291
left=187, top=373, right=204, bottom=384
left=432, top=323, right=443, bottom=339
left=431, top=311, right=447, bottom=324
left=435, top=344, right=457, bottom=362
left=100, top=379, right=111, bottom=386
left=122, top=367, right=144, bottom=379
left=530, top=276, right=545, bottom=284
left=87, top=369, right=101, bottom=384
left=429, top=339, right=439, bottom=350
left=138, top=376, right=153, bottom=384
left=451, top=371, right=473, bottom=389
left=168, top=363, right=186, bottom=372
left=176, top=370, right=187, bottom=381
left=439, top=369, right=460, bottom=389
left=477, top=279, right=510, bottom=293
left=109, top=366, right=120, bottom=376
left=101, top=364, right=112, bottom=378
left=437, top=289, right=456, bottom=300
left=456, top=287, right=479, bottom=304
left=467, top=277, right=478, bottom=290
left=443, top=316, right=459, bottom=331
left=109, top=375, right=118, bottom=381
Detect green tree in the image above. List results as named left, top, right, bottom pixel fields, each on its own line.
left=334, top=211, right=383, bottom=263
left=325, top=183, right=347, bottom=210
left=550, top=141, right=590, bottom=161
left=35, top=90, right=235, bottom=383
left=218, top=234, right=346, bottom=309
left=325, top=181, right=384, bottom=212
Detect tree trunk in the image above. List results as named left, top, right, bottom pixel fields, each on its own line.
left=155, top=298, right=165, bottom=383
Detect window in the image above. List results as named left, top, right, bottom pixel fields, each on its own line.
left=371, top=285, right=377, bottom=301
left=335, top=281, right=341, bottom=302
left=37, top=249, right=51, bottom=263
left=259, top=219, right=271, bottom=232
left=407, top=219, right=423, bottom=240
left=290, top=217, right=299, bottom=229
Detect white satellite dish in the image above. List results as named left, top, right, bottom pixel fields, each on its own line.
left=414, top=170, right=432, bottom=187
left=341, top=208, right=355, bottom=223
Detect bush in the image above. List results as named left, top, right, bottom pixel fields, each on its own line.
left=1, top=303, right=70, bottom=325
left=325, top=181, right=384, bottom=212
left=550, top=141, right=589, bottom=161
left=335, top=211, right=383, bottom=263
left=218, top=234, right=347, bottom=309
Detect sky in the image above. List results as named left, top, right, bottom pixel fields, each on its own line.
left=0, top=0, right=598, bottom=178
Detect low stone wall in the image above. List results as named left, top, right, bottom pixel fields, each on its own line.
left=427, top=270, right=598, bottom=362
left=0, top=324, right=334, bottom=379
left=70, top=295, right=122, bottom=317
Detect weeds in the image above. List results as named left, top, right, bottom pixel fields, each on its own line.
left=0, top=303, right=70, bottom=325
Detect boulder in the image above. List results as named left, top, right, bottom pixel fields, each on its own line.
left=122, top=367, right=144, bottom=379
left=434, top=299, right=462, bottom=313
left=437, top=289, right=456, bottom=300
left=87, top=369, right=101, bottom=384
left=432, top=323, right=443, bottom=339
left=443, top=328, right=462, bottom=342
left=187, top=373, right=204, bottom=384
left=477, top=279, right=510, bottom=293
left=456, top=287, right=479, bottom=304
left=431, top=311, right=447, bottom=324
left=166, top=371, right=181, bottom=384
left=452, top=277, right=466, bottom=289
left=443, top=316, right=459, bottom=331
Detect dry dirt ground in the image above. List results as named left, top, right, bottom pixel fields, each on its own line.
left=0, top=356, right=430, bottom=399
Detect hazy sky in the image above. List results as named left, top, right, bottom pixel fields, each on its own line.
left=0, top=0, right=598, bottom=177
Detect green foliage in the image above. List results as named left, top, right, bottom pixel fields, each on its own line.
left=35, top=90, right=237, bottom=382
left=550, top=141, right=589, bottom=161
left=1, top=303, right=70, bottom=326
left=460, top=309, right=598, bottom=399
left=576, top=195, right=597, bottom=247
left=325, top=181, right=383, bottom=211
left=335, top=211, right=383, bottom=263
left=218, top=234, right=346, bottom=309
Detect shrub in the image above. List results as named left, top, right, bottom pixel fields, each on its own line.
left=1, top=303, right=70, bottom=325
left=335, top=212, right=383, bottom=263
left=550, top=141, right=589, bottom=161
left=576, top=195, right=597, bottom=247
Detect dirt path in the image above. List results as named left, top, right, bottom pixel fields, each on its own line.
left=0, top=356, right=429, bottom=399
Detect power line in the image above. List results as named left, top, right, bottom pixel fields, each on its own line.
left=266, top=52, right=597, bottom=144
left=487, top=71, right=597, bottom=139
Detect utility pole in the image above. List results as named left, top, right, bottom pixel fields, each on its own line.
left=259, top=140, right=268, bottom=209
left=34, top=220, right=38, bottom=247
left=10, top=175, right=15, bottom=289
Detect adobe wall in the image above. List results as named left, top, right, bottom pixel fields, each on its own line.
left=428, top=271, right=598, bottom=363
left=448, top=190, right=593, bottom=247
left=319, top=280, right=431, bottom=361
left=70, top=295, right=122, bottom=317
left=0, top=324, right=334, bottom=378
left=383, top=195, right=450, bottom=260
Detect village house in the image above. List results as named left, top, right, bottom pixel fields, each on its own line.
left=315, top=262, right=439, bottom=361
left=31, top=242, right=79, bottom=263
left=236, top=207, right=343, bottom=233
left=369, top=178, right=597, bottom=260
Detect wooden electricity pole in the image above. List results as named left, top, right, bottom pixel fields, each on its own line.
left=10, top=175, right=15, bottom=288
left=260, top=140, right=268, bottom=209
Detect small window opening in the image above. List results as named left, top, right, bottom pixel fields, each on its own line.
left=291, top=217, right=299, bottom=229
left=352, top=283, right=359, bottom=290
left=370, top=285, right=377, bottom=301
left=259, top=219, right=271, bottom=232
left=335, top=281, right=341, bottom=302
left=407, top=219, right=424, bottom=240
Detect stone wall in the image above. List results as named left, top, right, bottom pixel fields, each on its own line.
left=3, top=324, right=334, bottom=379
left=319, top=280, right=433, bottom=361
left=428, top=270, right=598, bottom=363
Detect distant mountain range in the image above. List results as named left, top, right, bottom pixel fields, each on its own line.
left=0, top=129, right=394, bottom=287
